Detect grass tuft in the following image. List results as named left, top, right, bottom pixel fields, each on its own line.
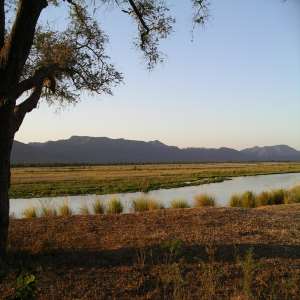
left=170, top=198, right=190, bottom=209
left=241, top=191, right=256, bottom=208
left=284, top=185, right=300, bottom=204
left=256, top=191, right=271, bottom=206
left=132, top=196, right=163, bottom=212
left=92, top=199, right=105, bottom=214
left=79, top=205, right=90, bottom=215
left=107, top=198, right=123, bottom=214
left=229, top=194, right=243, bottom=207
left=58, top=202, right=73, bottom=217
left=22, top=207, right=38, bottom=218
left=194, top=194, right=216, bottom=207
left=40, top=205, right=57, bottom=217
left=229, top=191, right=256, bottom=208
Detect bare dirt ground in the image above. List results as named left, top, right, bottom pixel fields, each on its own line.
left=1, top=204, right=300, bottom=299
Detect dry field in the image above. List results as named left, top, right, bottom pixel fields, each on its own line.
left=1, top=204, right=300, bottom=299
left=10, top=162, right=300, bottom=198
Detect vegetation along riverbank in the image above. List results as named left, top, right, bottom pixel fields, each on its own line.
left=10, top=162, right=300, bottom=199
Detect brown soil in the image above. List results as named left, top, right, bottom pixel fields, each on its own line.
left=1, top=205, right=300, bottom=299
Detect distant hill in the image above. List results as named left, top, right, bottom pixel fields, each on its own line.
left=11, top=136, right=300, bottom=164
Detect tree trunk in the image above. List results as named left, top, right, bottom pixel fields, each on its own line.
left=0, top=101, right=14, bottom=258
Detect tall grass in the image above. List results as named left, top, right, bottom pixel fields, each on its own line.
left=269, top=189, right=285, bottom=205
left=132, top=196, right=163, bottom=212
left=170, top=199, right=190, bottom=209
left=229, top=185, right=300, bottom=208
left=40, top=205, right=57, bottom=217
left=229, top=194, right=243, bottom=207
left=256, top=191, right=271, bottom=206
left=229, top=191, right=256, bottom=208
left=241, top=191, right=256, bottom=208
left=22, top=207, right=38, bottom=218
left=79, top=205, right=90, bottom=215
left=194, top=194, right=216, bottom=207
left=58, top=202, right=73, bottom=217
left=107, top=198, right=123, bottom=214
left=284, top=185, right=300, bottom=204
left=92, top=199, right=104, bottom=214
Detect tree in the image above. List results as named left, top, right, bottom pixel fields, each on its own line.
left=0, top=0, right=209, bottom=257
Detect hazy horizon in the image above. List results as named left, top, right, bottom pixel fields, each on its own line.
left=15, top=0, right=300, bottom=150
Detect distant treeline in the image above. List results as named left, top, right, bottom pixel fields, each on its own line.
left=11, top=161, right=299, bottom=168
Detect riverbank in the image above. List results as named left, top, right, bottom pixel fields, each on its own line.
left=1, top=204, right=300, bottom=299
left=10, top=162, right=300, bottom=198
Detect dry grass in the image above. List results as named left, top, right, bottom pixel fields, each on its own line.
left=132, top=196, right=163, bottom=212
left=194, top=194, right=216, bottom=207
left=2, top=204, right=300, bottom=299
left=92, top=199, right=104, bottom=214
left=22, top=207, right=38, bottom=218
left=106, top=198, right=123, bottom=214
left=170, top=198, right=190, bottom=209
left=40, top=205, right=57, bottom=217
left=57, top=202, right=73, bottom=217
left=79, top=205, right=90, bottom=215
left=285, top=185, right=300, bottom=204
left=10, top=162, right=300, bottom=198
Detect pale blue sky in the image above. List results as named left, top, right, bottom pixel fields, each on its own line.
left=15, top=0, right=300, bottom=150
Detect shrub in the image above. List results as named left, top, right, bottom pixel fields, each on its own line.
left=241, top=191, right=256, bottom=208
left=58, top=202, right=72, bottom=217
left=93, top=199, right=104, bottom=214
left=22, top=207, right=38, bottom=218
left=170, top=199, right=190, bottom=209
left=229, top=194, right=243, bottom=207
left=194, top=194, right=216, bottom=207
left=132, top=196, right=162, bottom=212
left=107, top=198, right=123, bottom=214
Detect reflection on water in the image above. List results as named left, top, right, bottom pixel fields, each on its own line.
left=10, top=172, right=300, bottom=218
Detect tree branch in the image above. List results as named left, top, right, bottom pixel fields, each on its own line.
left=128, top=0, right=150, bottom=34
left=3, top=0, right=48, bottom=86
left=13, top=83, right=43, bottom=132
left=14, top=64, right=57, bottom=98
left=0, top=0, right=4, bottom=49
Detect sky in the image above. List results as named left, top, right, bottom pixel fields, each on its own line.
left=15, top=0, right=300, bottom=150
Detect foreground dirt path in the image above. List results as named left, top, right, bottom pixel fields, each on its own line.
left=2, top=205, right=300, bottom=299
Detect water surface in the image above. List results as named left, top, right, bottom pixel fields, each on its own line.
left=11, top=172, right=300, bottom=218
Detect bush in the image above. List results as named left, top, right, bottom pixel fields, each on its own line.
left=58, top=202, right=73, bottom=216
left=93, top=199, right=104, bottom=214
left=107, top=198, right=123, bottom=214
left=132, top=196, right=162, bottom=212
left=22, top=207, right=38, bottom=218
left=194, top=194, right=216, bottom=207
left=229, top=194, right=243, bottom=207
left=170, top=199, right=190, bottom=209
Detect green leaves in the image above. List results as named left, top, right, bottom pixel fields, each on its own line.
left=14, top=273, right=37, bottom=300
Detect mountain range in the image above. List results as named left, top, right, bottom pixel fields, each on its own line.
left=11, top=136, right=300, bottom=164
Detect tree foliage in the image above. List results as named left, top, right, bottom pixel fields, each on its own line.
left=0, top=0, right=209, bottom=123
